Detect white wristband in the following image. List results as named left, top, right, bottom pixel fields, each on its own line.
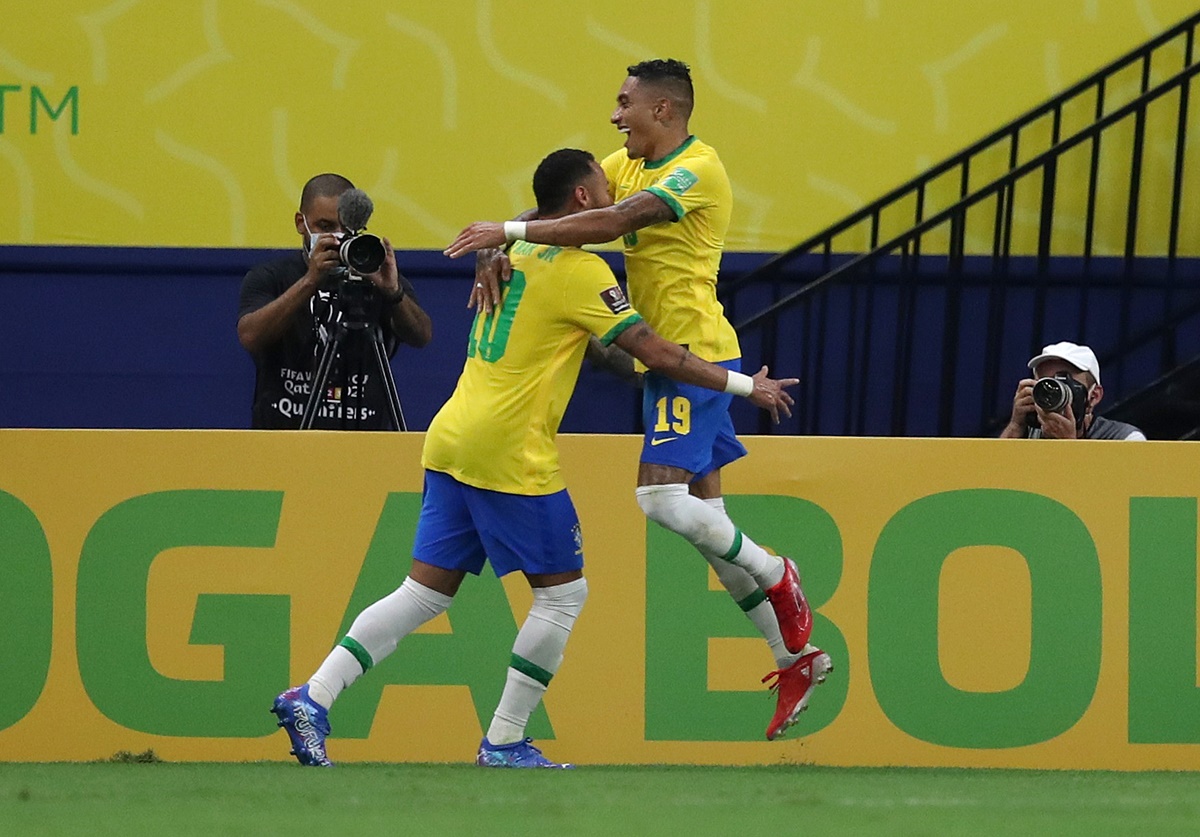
left=724, top=370, right=755, bottom=397
left=503, top=220, right=527, bottom=244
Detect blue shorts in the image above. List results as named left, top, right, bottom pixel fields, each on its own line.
left=641, top=358, right=749, bottom=480
left=412, top=470, right=584, bottom=577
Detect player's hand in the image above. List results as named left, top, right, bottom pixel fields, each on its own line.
left=747, top=365, right=798, bottom=424
left=445, top=222, right=506, bottom=258
left=304, top=234, right=342, bottom=285
left=469, top=248, right=510, bottom=313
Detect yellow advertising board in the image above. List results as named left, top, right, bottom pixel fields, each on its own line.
left=3, top=2, right=1200, bottom=252
left=1, top=429, right=1197, bottom=769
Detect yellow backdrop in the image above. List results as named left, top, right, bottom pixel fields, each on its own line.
left=3, top=1, right=1199, bottom=252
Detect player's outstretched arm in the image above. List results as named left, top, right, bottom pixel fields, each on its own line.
left=614, top=321, right=797, bottom=423
left=445, top=192, right=674, bottom=258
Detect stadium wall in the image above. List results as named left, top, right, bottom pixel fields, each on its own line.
left=2, top=430, right=1197, bottom=769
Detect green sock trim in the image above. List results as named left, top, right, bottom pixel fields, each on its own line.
left=737, top=589, right=768, bottom=613
left=339, top=636, right=374, bottom=672
left=510, top=654, right=554, bottom=687
left=720, top=529, right=743, bottom=562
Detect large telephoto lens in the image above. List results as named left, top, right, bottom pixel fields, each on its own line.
left=340, top=233, right=386, bottom=275
left=1031, top=378, right=1071, bottom=412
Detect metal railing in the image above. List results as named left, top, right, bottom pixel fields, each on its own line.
left=724, top=14, right=1200, bottom=437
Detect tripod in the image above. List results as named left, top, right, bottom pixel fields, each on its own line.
left=299, top=276, right=407, bottom=431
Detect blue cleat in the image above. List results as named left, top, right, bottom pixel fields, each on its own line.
left=271, top=684, right=333, bottom=767
left=475, top=737, right=573, bottom=769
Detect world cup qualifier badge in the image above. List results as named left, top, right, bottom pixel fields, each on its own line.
left=600, top=285, right=631, bottom=314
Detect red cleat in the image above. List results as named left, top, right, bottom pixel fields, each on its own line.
left=763, top=648, right=833, bottom=741
left=764, top=558, right=813, bottom=654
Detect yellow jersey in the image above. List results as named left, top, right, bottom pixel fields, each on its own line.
left=422, top=241, right=642, bottom=495
left=601, top=136, right=738, bottom=364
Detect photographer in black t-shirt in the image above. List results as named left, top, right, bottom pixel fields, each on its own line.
left=237, top=173, right=432, bottom=429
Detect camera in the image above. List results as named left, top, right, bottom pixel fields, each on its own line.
left=1026, top=374, right=1089, bottom=430
left=338, top=233, right=386, bottom=276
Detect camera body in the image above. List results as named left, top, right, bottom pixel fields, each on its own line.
left=1026, top=373, right=1089, bottom=432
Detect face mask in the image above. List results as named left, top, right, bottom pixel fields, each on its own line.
left=302, top=216, right=344, bottom=256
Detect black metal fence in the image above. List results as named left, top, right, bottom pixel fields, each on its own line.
left=723, top=13, right=1200, bottom=438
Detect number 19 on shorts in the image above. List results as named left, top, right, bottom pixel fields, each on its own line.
left=654, top=396, right=691, bottom=435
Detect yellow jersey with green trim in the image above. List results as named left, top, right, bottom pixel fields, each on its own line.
left=601, top=135, right=738, bottom=365
left=422, top=241, right=642, bottom=495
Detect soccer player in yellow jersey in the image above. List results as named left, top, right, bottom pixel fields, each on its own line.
left=272, top=149, right=800, bottom=768
left=446, top=59, right=832, bottom=742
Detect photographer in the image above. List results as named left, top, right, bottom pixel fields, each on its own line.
left=1000, top=341, right=1146, bottom=440
left=237, top=173, right=432, bottom=429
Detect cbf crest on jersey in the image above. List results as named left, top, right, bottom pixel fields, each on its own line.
left=600, top=285, right=632, bottom=314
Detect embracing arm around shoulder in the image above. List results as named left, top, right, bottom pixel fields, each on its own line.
left=527, top=191, right=675, bottom=247
left=444, top=191, right=676, bottom=258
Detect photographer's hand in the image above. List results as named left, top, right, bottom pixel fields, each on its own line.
left=1000, top=379, right=1037, bottom=438
left=1038, top=402, right=1079, bottom=439
left=365, top=237, right=401, bottom=297
left=305, top=234, right=341, bottom=287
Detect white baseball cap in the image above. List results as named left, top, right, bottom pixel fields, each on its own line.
left=1027, top=341, right=1101, bottom=386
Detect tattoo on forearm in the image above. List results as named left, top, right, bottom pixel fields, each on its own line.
left=587, top=336, right=639, bottom=384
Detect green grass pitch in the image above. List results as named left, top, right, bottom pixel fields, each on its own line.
left=2, top=760, right=1198, bottom=835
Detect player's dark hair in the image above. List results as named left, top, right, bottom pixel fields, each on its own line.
left=627, top=58, right=694, bottom=116
left=299, top=173, right=354, bottom=212
left=533, top=149, right=598, bottom=215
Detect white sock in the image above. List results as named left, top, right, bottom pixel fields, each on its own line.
left=700, top=497, right=798, bottom=669
left=636, top=484, right=785, bottom=589
left=307, top=577, right=452, bottom=710
left=486, top=669, right=547, bottom=746
left=307, top=646, right=359, bottom=709
left=486, top=578, right=587, bottom=745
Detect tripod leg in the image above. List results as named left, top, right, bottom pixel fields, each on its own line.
left=371, top=335, right=407, bottom=431
left=300, top=329, right=345, bottom=429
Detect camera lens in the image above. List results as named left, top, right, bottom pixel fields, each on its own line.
left=340, top=234, right=386, bottom=274
left=1032, top=378, right=1071, bottom=413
